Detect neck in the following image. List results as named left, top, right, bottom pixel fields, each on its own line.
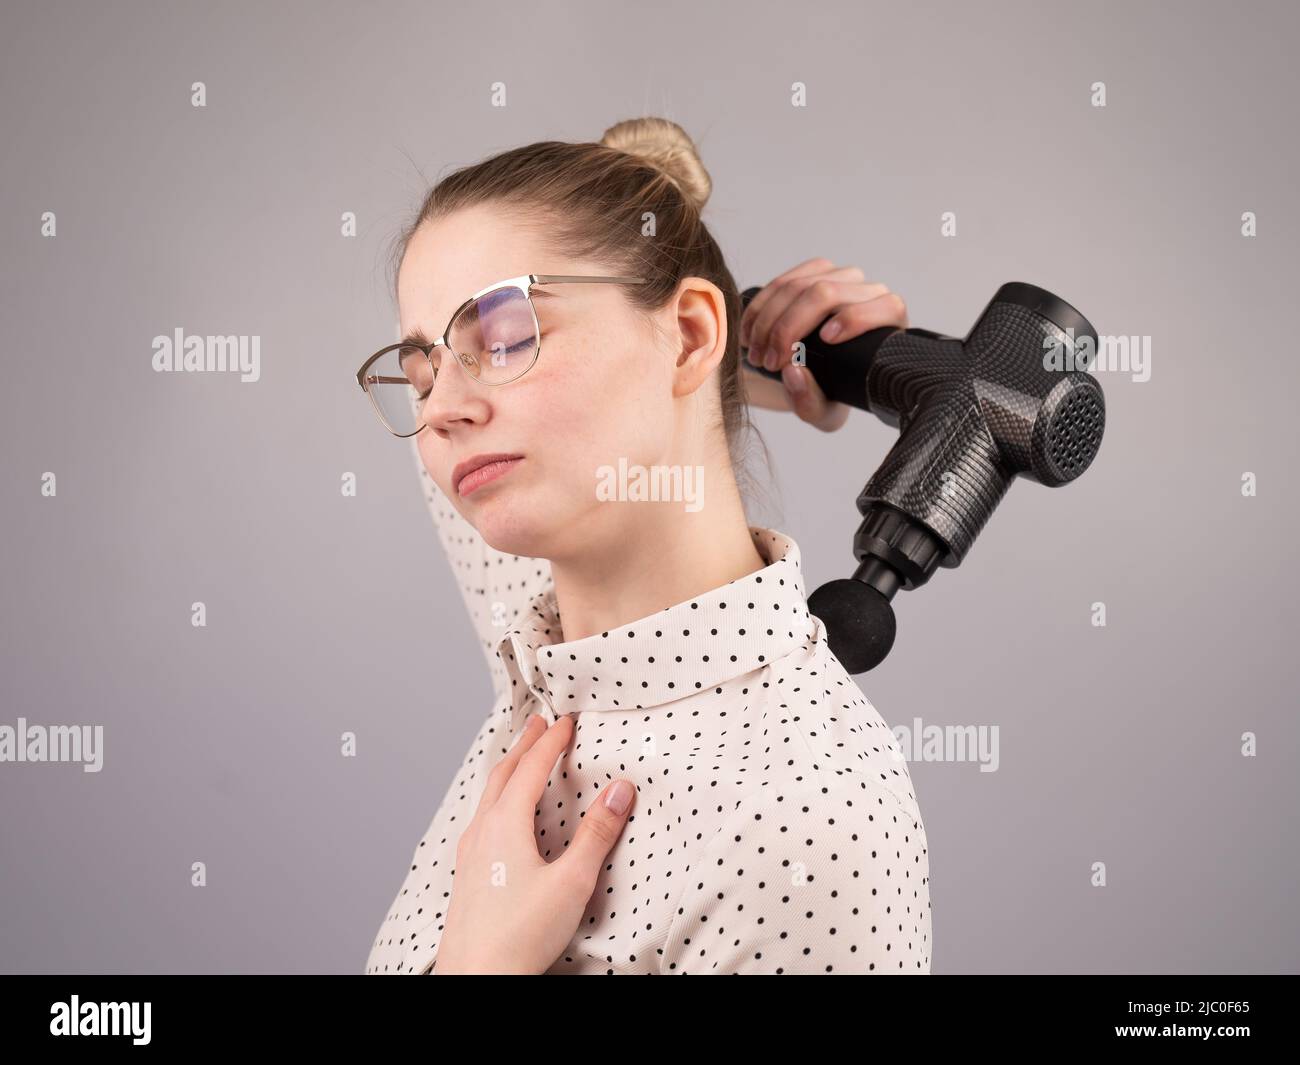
left=548, top=465, right=767, bottom=642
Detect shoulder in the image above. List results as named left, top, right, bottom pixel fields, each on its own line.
left=660, top=779, right=932, bottom=974
left=757, top=630, right=924, bottom=816
left=709, top=778, right=927, bottom=874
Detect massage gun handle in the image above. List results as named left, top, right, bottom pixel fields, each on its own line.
left=738, top=286, right=946, bottom=411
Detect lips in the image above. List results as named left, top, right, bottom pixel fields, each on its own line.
left=453, top=453, right=524, bottom=497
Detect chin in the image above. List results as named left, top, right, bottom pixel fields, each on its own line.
left=465, top=492, right=549, bottom=558
left=470, top=483, right=598, bottom=561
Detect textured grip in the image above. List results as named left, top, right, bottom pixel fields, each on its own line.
left=859, top=344, right=1011, bottom=566
left=859, top=288, right=1104, bottom=565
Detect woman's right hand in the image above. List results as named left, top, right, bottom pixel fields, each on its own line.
left=739, top=258, right=909, bottom=432
left=432, top=714, right=636, bottom=974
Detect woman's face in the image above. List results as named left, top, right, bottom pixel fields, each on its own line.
left=398, top=204, right=702, bottom=559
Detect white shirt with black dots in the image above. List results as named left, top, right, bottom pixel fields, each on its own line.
left=364, top=443, right=933, bottom=974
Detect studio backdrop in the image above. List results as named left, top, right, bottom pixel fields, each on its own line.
left=1, top=0, right=1296, bottom=974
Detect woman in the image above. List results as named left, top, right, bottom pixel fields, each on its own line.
left=359, top=116, right=931, bottom=974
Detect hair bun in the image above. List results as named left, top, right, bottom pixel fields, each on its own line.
left=600, top=116, right=712, bottom=212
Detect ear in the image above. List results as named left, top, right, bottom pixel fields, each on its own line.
left=668, top=277, right=727, bottom=398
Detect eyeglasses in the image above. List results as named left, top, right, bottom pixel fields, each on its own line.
left=357, top=272, right=649, bottom=437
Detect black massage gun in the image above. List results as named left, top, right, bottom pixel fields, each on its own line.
left=741, top=282, right=1105, bottom=673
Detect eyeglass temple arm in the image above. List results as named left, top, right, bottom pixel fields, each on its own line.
left=357, top=364, right=415, bottom=390
left=531, top=274, right=649, bottom=285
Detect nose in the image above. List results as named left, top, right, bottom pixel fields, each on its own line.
left=418, top=344, right=487, bottom=435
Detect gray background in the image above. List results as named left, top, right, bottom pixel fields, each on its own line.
left=2, top=0, right=1296, bottom=974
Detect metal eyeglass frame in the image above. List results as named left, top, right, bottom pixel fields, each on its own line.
left=356, top=272, right=650, bottom=437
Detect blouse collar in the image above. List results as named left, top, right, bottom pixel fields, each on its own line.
left=495, top=527, right=816, bottom=734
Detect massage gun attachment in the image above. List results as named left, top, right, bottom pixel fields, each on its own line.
left=741, top=282, right=1105, bottom=673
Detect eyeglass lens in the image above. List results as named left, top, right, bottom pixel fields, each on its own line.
left=364, top=285, right=539, bottom=435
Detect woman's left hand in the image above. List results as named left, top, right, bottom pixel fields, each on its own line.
left=431, top=713, right=636, bottom=974
left=740, top=258, right=910, bottom=432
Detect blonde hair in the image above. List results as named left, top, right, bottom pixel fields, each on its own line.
left=600, top=115, right=713, bottom=213
left=388, top=116, right=773, bottom=507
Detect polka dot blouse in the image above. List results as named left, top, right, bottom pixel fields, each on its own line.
left=365, top=442, right=933, bottom=974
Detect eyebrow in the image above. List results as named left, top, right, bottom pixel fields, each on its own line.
left=399, top=325, right=434, bottom=348
left=400, top=287, right=558, bottom=347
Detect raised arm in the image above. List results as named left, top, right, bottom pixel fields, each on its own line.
left=409, top=435, right=552, bottom=703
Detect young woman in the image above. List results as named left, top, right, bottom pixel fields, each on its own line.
left=358, top=117, right=931, bottom=974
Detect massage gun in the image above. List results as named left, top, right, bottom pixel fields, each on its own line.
left=741, top=282, right=1105, bottom=673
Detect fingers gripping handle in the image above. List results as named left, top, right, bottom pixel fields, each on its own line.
left=738, top=285, right=909, bottom=410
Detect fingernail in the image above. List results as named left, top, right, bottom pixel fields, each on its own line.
left=604, top=780, right=633, bottom=815
left=821, top=320, right=842, bottom=341
left=763, top=346, right=779, bottom=371
left=782, top=364, right=807, bottom=395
